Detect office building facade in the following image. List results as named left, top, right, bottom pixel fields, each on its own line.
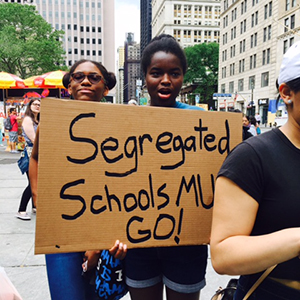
left=217, top=0, right=299, bottom=125
left=152, top=0, right=221, bottom=48
left=124, top=33, right=141, bottom=104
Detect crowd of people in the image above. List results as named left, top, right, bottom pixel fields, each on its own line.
left=2, top=35, right=300, bottom=300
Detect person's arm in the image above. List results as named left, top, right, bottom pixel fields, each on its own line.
left=210, top=176, right=300, bottom=276
left=22, top=116, right=36, bottom=143
left=29, top=126, right=39, bottom=207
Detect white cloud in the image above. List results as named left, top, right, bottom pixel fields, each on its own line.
left=115, top=1, right=140, bottom=50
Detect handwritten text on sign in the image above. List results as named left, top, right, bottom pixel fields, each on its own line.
left=35, top=98, right=241, bottom=254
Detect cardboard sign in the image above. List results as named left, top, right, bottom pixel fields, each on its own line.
left=35, top=98, right=242, bottom=254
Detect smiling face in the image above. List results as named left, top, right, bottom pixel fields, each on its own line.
left=68, top=61, right=108, bottom=102
left=146, top=51, right=184, bottom=107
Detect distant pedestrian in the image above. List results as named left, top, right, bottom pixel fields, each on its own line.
left=242, top=114, right=253, bottom=140
left=0, top=117, right=4, bottom=147
left=15, top=98, right=40, bottom=221
left=7, top=108, right=20, bottom=153
left=128, top=99, right=138, bottom=105
left=249, top=115, right=258, bottom=136
left=255, top=112, right=261, bottom=125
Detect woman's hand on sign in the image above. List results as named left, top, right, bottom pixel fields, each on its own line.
left=109, top=240, right=127, bottom=260
left=82, top=250, right=101, bottom=272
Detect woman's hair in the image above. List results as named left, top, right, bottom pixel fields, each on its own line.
left=249, top=115, right=257, bottom=126
left=141, top=34, right=187, bottom=76
left=62, top=59, right=116, bottom=90
left=242, top=114, right=249, bottom=121
left=24, top=98, right=40, bottom=123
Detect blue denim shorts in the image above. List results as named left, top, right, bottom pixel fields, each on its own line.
left=124, top=245, right=208, bottom=293
left=9, top=131, right=18, bottom=143
left=234, top=275, right=300, bottom=300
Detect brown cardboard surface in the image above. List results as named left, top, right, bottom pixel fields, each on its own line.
left=35, top=98, right=242, bottom=254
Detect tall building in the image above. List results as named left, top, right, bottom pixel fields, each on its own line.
left=5, top=0, right=115, bottom=87
left=140, top=0, right=152, bottom=56
left=34, top=0, right=115, bottom=72
left=217, top=0, right=299, bottom=125
left=123, top=33, right=141, bottom=104
left=152, top=0, right=221, bottom=48
left=116, top=46, right=125, bottom=104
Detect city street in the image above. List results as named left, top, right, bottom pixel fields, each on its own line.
left=4, top=128, right=278, bottom=299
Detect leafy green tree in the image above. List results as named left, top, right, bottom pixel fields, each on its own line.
left=184, top=43, right=219, bottom=106
left=0, top=3, right=66, bottom=78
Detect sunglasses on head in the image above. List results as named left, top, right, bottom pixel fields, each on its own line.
left=71, top=72, right=104, bottom=85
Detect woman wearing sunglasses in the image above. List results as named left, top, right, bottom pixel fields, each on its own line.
left=29, top=60, right=127, bottom=300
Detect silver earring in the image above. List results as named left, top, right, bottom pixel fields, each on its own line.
left=288, top=100, right=292, bottom=104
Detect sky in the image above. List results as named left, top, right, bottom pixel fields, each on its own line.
left=115, top=0, right=140, bottom=50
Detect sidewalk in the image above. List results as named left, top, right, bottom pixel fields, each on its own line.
left=0, top=143, right=235, bottom=300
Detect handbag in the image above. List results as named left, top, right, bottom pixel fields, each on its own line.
left=211, top=265, right=277, bottom=300
left=17, top=147, right=29, bottom=174
left=94, top=250, right=128, bottom=300
left=17, top=142, right=33, bottom=175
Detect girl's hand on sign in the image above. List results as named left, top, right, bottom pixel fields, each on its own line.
left=109, top=240, right=127, bottom=260
left=82, top=250, right=101, bottom=272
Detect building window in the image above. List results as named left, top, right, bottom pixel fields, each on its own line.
left=264, top=5, right=268, bottom=19
left=286, top=0, right=290, bottom=10
left=283, top=40, right=289, bottom=53
left=267, top=48, right=270, bottom=64
left=249, top=76, right=255, bottom=89
left=229, top=81, right=234, bottom=93
left=269, top=1, right=272, bottom=17
left=284, top=18, right=289, bottom=32
left=74, top=49, right=78, bottom=54
left=290, top=37, right=294, bottom=47
left=74, top=37, right=77, bottom=42
left=261, top=72, right=269, bottom=87
left=230, top=64, right=235, bottom=76
left=291, top=14, right=295, bottom=29
left=221, top=84, right=225, bottom=93
left=238, top=79, right=244, bottom=92
left=268, top=25, right=272, bottom=40
left=81, top=50, right=84, bottom=55
left=263, top=27, right=267, bottom=42
left=239, top=59, right=245, bottom=73
left=262, top=50, right=266, bottom=65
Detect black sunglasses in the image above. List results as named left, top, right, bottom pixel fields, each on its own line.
left=71, top=72, right=104, bottom=85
